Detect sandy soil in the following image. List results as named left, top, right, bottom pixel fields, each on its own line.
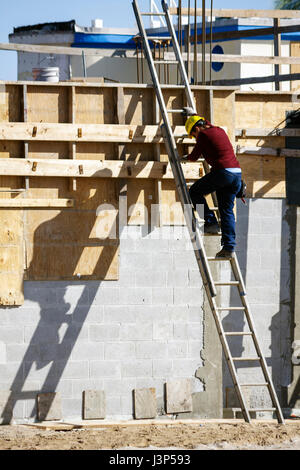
left=0, top=421, right=299, bottom=450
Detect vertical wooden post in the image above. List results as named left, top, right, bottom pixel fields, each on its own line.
left=115, top=87, right=128, bottom=228
left=274, top=18, right=281, bottom=91
left=153, top=92, right=162, bottom=227
left=22, top=85, right=30, bottom=191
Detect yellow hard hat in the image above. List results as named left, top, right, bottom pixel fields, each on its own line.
left=185, top=115, right=205, bottom=138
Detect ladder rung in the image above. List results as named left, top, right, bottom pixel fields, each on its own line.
left=232, top=357, right=261, bottom=361
left=240, top=383, right=269, bottom=387
left=207, top=257, right=231, bottom=261
left=225, top=332, right=252, bottom=336
left=167, top=109, right=184, bottom=113
left=215, top=281, right=240, bottom=286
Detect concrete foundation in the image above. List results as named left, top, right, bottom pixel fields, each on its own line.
left=0, top=199, right=297, bottom=422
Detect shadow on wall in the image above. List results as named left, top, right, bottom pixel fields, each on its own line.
left=1, top=180, right=120, bottom=424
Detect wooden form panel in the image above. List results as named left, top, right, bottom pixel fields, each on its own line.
left=24, top=177, right=119, bottom=281
left=235, top=92, right=300, bottom=198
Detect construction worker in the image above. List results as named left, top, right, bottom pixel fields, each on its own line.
left=182, top=115, right=242, bottom=258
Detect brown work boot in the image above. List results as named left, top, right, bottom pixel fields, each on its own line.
left=215, top=248, right=234, bottom=258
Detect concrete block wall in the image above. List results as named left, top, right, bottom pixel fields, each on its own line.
left=0, top=226, right=205, bottom=423
left=0, top=200, right=294, bottom=422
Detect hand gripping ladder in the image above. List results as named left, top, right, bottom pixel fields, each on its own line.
left=132, top=0, right=284, bottom=424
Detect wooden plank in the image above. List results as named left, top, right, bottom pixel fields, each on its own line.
left=0, top=198, right=74, bottom=207
left=0, top=122, right=186, bottom=148
left=236, top=128, right=300, bottom=137
left=274, top=19, right=282, bottom=92
left=170, top=8, right=300, bottom=19
left=193, top=23, right=300, bottom=44
left=291, top=42, right=300, bottom=91
left=0, top=42, right=108, bottom=57
left=166, top=379, right=193, bottom=414
left=83, top=391, right=106, bottom=420
left=0, top=209, right=24, bottom=305
left=211, top=72, right=300, bottom=87
left=0, top=158, right=203, bottom=179
left=165, top=51, right=300, bottom=66
left=237, top=146, right=300, bottom=157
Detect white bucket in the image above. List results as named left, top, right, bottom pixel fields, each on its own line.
left=32, top=67, right=59, bottom=82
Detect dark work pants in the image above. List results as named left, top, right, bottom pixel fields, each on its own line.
left=189, top=169, right=242, bottom=251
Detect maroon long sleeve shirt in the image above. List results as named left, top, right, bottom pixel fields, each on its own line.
left=188, top=122, right=240, bottom=172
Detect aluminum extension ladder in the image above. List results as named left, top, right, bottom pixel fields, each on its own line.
left=132, top=0, right=285, bottom=424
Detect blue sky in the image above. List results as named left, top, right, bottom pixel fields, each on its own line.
left=1, top=0, right=274, bottom=80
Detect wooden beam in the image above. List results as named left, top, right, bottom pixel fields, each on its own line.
left=236, top=128, right=300, bottom=137
left=165, top=51, right=300, bottom=65
left=236, top=146, right=300, bottom=157
left=0, top=42, right=106, bottom=57
left=0, top=199, right=74, bottom=208
left=0, top=123, right=193, bottom=144
left=170, top=8, right=300, bottom=19
left=0, top=158, right=203, bottom=179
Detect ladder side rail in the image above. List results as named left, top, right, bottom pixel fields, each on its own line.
left=162, top=0, right=196, bottom=110
left=230, top=256, right=285, bottom=424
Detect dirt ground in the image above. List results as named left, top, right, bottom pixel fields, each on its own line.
left=0, top=421, right=300, bottom=450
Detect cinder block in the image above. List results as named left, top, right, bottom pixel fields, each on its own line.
left=152, top=287, right=173, bottom=305
left=37, top=392, right=62, bottom=421
left=134, top=388, right=157, bottom=419
left=71, top=342, right=104, bottom=361
left=173, top=287, right=203, bottom=306
left=121, top=252, right=152, bottom=270
left=167, top=270, right=189, bottom=287
left=0, top=341, right=6, bottom=364
left=83, top=390, right=106, bottom=420
left=122, top=360, right=152, bottom=378
left=119, top=288, right=152, bottom=305
left=0, top=391, right=14, bottom=424
left=153, top=323, right=173, bottom=340
left=153, top=360, right=173, bottom=378
left=120, top=323, right=152, bottom=341
left=89, top=324, right=120, bottom=342
left=93, top=288, right=120, bottom=306
left=167, top=341, right=188, bottom=358
left=152, top=252, right=173, bottom=270
left=166, top=379, right=193, bottom=414
left=135, top=271, right=167, bottom=288
left=0, top=327, right=23, bottom=344
left=136, top=341, right=167, bottom=359
left=173, top=359, right=201, bottom=377
left=104, top=305, right=136, bottom=323
left=90, top=361, right=120, bottom=379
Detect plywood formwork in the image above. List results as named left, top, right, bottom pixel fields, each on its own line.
left=0, top=81, right=298, bottom=304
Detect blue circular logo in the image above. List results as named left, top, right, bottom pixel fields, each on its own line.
left=212, top=45, right=224, bottom=72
